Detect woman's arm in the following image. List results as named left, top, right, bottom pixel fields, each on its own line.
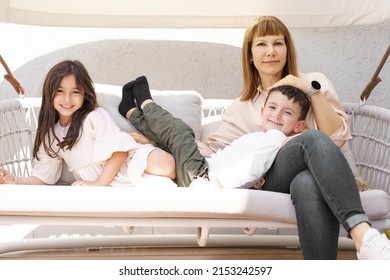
left=308, top=90, right=343, bottom=136
left=72, top=151, right=128, bottom=187
left=269, top=74, right=343, bottom=136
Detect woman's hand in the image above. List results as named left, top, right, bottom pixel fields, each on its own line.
left=0, top=167, right=17, bottom=184
left=268, top=74, right=311, bottom=94
left=270, top=75, right=344, bottom=137
left=130, top=132, right=155, bottom=145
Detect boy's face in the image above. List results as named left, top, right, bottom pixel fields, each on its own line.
left=261, top=90, right=306, bottom=136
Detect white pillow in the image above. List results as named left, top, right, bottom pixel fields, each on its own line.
left=95, top=83, right=203, bottom=140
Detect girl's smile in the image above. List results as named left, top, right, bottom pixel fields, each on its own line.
left=53, top=74, right=85, bottom=126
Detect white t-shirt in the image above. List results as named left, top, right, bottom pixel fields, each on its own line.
left=206, top=129, right=287, bottom=189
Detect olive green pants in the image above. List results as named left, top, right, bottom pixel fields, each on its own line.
left=129, top=102, right=208, bottom=187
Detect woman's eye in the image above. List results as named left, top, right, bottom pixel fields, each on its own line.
left=255, top=42, right=266, bottom=46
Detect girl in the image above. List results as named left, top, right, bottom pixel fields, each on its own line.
left=0, top=60, right=175, bottom=187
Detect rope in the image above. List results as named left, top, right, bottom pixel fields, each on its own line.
left=359, top=44, right=390, bottom=102
left=0, top=98, right=38, bottom=177
left=0, top=54, right=25, bottom=95
left=345, top=103, right=390, bottom=194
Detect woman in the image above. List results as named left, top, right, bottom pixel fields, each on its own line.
left=196, top=16, right=390, bottom=260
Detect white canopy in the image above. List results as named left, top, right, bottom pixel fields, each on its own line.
left=0, top=0, right=389, bottom=28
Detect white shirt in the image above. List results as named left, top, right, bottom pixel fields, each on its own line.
left=206, top=129, right=287, bottom=189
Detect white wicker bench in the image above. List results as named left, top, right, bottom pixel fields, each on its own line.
left=0, top=95, right=389, bottom=255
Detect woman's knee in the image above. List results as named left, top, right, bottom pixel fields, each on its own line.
left=300, top=130, right=331, bottom=145
left=298, top=130, right=339, bottom=154
left=290, top=170, right=319, bottom=203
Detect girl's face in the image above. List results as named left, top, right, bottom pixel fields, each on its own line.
left=53, top=74, right=85, bottom=126
left=261, top=90, right=305, bottom=136
left=251, top=35, right=287, bottom=79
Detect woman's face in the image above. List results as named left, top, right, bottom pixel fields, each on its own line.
left=251, top=35, right=287, bottom=79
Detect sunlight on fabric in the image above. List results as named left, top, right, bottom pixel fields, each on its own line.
left=1, top=0, right=389, bottom=27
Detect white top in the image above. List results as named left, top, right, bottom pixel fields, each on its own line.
left=32, top=107, right=175, bottom=187
left=206, top=129, right=287, bottom=189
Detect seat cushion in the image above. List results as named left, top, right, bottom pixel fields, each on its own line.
left=1, top=186, right=387, bottom=226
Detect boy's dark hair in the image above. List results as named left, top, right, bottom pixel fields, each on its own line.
left=266, top=85, right=310, bottom=120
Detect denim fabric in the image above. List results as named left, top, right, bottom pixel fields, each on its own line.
left=129, top=102, right=207, bottom=187
left=263, top=130, right=370, bottom=259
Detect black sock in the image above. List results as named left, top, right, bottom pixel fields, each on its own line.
left=133, top=76, right=152, bottom=110
left=118, top=80, right=136, bottom=118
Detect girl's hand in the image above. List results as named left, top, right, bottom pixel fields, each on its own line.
left=130, top=132, right=155, bottom=145
left=0, top=167, right=17, bottom=184
left=268, top=74, right=311, bottom=93
left=71, top=180, right=107, bottom=187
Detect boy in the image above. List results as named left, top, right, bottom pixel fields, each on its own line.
left=119, top=76, right=310, bottom=189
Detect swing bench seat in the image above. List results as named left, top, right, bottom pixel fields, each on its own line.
left=0, top=87, right=389, bottom=255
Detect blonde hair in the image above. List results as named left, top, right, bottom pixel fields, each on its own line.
left=241, top=16, right=299, bottom=101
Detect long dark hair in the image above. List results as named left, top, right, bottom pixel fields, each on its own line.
left=33, top=60, right=98, bottom=159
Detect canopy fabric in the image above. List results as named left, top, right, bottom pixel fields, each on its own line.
left=0, top=0, right=389, bottom=28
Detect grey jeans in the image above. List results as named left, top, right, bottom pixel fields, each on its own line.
left=129, top=102, right=208, bottom=187
left=263, top=130, right=370, bottom=259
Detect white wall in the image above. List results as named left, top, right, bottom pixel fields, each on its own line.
left=292, top=22, right=390, bottom=108
left=1, top=22, right=389, bottom=108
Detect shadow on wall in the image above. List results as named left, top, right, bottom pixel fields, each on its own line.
left=0, top=39, right=242, bottom=100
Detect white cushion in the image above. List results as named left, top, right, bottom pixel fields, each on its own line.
left=95, top=83, right=203, bottom=140
left=0, top=186, right=388, bottom=231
